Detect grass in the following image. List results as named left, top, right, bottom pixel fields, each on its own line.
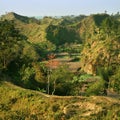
left=0, top=81, right=120, bottom=120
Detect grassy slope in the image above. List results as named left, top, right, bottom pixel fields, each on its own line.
left=0, top=81, right=120, bottom=120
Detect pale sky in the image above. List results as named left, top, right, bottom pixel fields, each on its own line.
left=0, top=0, right=120, bottom=16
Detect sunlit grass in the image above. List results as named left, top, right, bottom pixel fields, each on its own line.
left=0, top=81, right=120, bottom=120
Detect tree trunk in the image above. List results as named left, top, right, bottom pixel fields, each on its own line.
left=47, top=69, right=50, bottom=94
left=52, top=80, right=56, bottom=95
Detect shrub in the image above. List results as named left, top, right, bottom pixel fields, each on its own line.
left=52, top=104, right=60, bottom=112
left=110, top=66, right=120, bottom=93
left=86, top=78, right=105, bottom=96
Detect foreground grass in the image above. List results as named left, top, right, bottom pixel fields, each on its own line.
left=0, top=81, right=120, bottom=120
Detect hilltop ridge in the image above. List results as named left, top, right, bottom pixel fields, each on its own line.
left=0, top=12, right=39, bottom=24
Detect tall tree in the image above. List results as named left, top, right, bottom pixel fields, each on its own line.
left=0, top=20, right=25, bottom=70
left=101, top=17, right=120, bottom=39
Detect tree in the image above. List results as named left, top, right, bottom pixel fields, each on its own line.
left=50, top=65, right=73, bottom=95
left=46, top=53, right=58, bottom=94
left=100, top=17, right=120, bottom=39
left=46, top=56, right=73, bottom=95
left=96, top=67, right=113, bottom=95
left=46, top=24, right=81, bottom=46
left=0, top=20, right=25, bottom=71
left=21, top=42, right=39, bottom=63
left=110, top=66, right=120, bottom=93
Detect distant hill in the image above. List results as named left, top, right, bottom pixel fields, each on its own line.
left=34, top=16, right=44, bottom=19
left=0, top=12, right=84, bottom=44
left=0, top=12, right=39, bottom=23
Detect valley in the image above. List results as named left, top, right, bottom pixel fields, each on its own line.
left=0, top=12, right=120, bottom=119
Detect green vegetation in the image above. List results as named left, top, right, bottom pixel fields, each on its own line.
left=0, top=81, right=120, bottom=120
left=46, top=24, right=81, bottom=46
left=0, top=20, right=25, bottom=70
left=0, top=12, right=120, bottom=119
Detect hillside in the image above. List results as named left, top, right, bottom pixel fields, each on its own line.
left=0, top=81, right=120, bottom=120
left=0, top=12, right=84, bottom=44
left=0, top=12, right=120, bottom=119
left=78, top=14, right=109, bottom=41
left=0, top=12, right=55, bottom=43
left=0, top=12, right=39, bottom=23
left=77, top=14, right=120, bottom=74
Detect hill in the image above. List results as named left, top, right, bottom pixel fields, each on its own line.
left=0, top=12, right=84, bottom=45
left=78, top=14, right=120, bottom=75
left=0, top=12, right=39, bottom=23
left=0, top=12, right=53, bottom=43
left=0, top=81, right=120, bottom=120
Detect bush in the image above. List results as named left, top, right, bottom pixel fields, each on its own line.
left=70, top=57, right=80, bottom=62
left=86, top=78, right=105, bottom=96
left=52, top=104, right=60, bottom=112
left=110, top=66, right=120, bottom=93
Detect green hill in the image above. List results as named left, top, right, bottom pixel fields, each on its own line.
left=0, top=12, right=39, bottom=24
left=0, top=12, right=54, bottom=43
left=0, top=12, right=83, bottom=45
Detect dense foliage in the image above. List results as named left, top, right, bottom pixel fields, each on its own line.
left=46, top=24, right=81, bottom=46
left=0, top=20, right=25, bottom=70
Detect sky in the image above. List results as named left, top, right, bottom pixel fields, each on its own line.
left=0, top=0, right=120, bottom=16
